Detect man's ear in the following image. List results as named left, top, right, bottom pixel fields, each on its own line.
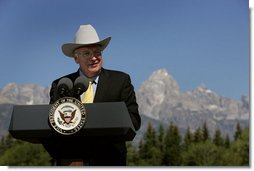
left=74, top=55, right=79, bottom=64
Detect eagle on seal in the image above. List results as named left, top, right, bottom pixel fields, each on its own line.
left=58, top=109, right=76, bottom=124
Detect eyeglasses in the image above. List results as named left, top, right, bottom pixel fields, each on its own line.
left=76, top=50, right=102, bottom=58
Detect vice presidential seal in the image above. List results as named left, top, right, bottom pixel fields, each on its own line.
left=48, top=97, right=86, bottom=135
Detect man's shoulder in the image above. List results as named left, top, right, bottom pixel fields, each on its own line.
left=102, top=68, right=129, bottom=78
left=52, top=71, right=79, bottom=84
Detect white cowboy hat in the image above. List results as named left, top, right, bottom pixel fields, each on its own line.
left=62, top=24, right=111, bottom=57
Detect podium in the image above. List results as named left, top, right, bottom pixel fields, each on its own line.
left=8, top=102, right=136, bottom=160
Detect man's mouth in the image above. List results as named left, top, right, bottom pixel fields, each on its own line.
left=89, top=60, right=99, bottom=67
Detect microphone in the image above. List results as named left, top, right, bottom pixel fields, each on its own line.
left=57, top=77, right=73, bottom=97
left=73, top=76, right=89, bottom=97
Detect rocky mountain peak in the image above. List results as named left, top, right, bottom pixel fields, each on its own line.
left=194, top=84, right=216, bottom=94
left=190, top=84, right=220, bottom=106
left=0, top=83, right=50, bottom=105
left=148, top=68, right=169, bottom=79
left=147, top=68, right=180, bottom=92
left=241, top=95, right=249, bottom=106
left=137, top=68, right=180, bottom=119
left=195, top=84, right=208, bottom=92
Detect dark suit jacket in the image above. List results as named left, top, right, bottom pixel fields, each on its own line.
left=50, top=68, right=141, bottom=130
left=46, top=68, right=141, bottom=165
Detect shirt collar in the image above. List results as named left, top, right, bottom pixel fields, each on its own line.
left=79, top=69, right=99, bottom=84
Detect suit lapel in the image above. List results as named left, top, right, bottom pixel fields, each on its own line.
left=94, top=68, right=109, bottom=103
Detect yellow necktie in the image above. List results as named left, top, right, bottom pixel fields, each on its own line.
left=82, top=81, right=94, bottom=103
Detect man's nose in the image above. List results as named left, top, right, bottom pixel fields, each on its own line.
left=90, top=56, right=97, bottom=60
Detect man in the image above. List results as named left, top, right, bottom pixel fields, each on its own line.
left=45, top=24, right=141, bottom=166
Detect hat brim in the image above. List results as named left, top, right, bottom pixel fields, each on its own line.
left=61, top=37, right=111, bottom=57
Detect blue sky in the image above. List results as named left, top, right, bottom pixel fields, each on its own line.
left=0, top=0, right=249, bottom=100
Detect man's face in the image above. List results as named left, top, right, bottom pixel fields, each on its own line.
left=74, top=45, right=103, bottom=78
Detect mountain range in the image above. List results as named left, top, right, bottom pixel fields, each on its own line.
left=136, top=69, right=249, bottom=143
left=0, top=69, right=249, bottom=145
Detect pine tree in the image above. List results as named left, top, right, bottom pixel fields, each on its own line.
left=157, top=124, right=165, bottom=161
left=235, top=128, right=249, bottom=166
left=213, top=128, right=224, bottom=146
left=158, top=124, right=165, bottom=150
left=138, top=122, right=161, bottom=165
left=224, top=134, right=230, bottom=148
left=234, top=121, right=242, bottom=141
left=138, top=122, right=157, bottom=159
left=183, top=126, right=193, bottom=150
left=202, top=121, right=210, bottom=142
left=126, top=142, right=139, bottom=166
left=221, top=128, right=249, bottom=166
left=193, top=127, right=203, bottom=143
left=162, top=122, right=182, bottom=166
